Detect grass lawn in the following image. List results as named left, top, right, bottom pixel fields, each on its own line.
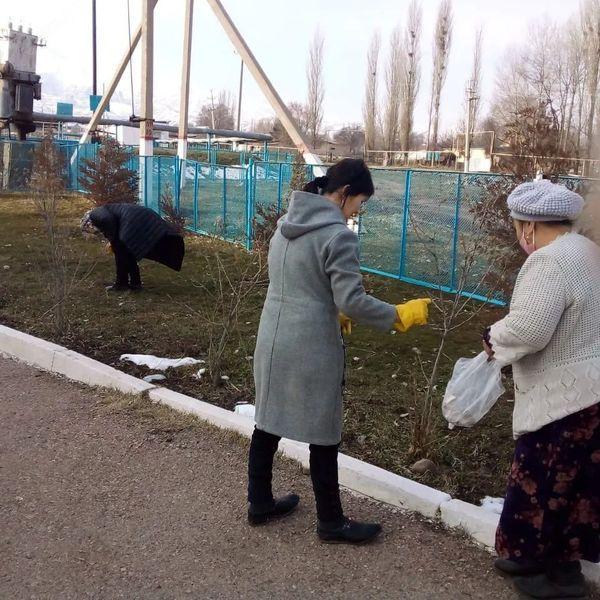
left=0, top=193, right=514, bottom=503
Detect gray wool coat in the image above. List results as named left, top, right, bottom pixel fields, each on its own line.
left=253, top=191, right=397, bottom=446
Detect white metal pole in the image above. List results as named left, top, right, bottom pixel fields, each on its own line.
left=140, top=0, right=154, bottom=158
left=177, top=0, right=194, bottom=161
left=139, top=0, right=155, bottom=204
left=205, top=0, right=324, bottom=175
left=464, top=81, right=473, bottom=174
left=236, top=58, right=244, bottom=132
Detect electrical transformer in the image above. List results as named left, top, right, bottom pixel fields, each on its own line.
left=0, top=23, right=43, bottom=140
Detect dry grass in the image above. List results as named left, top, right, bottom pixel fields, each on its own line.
left=0, top=193, right=514, bottom=502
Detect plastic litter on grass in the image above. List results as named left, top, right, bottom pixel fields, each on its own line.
left=120, top=354, right=204, bottom=371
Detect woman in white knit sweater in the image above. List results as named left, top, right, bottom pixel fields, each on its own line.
left=484, top=179, right=600, bottom=600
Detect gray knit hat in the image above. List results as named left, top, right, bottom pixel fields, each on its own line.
left=507, top=179, right=584, bottom=222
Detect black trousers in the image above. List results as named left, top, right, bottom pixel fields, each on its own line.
left=248, top=427, right=344, bottom=524
left=111, top=240, right=141, bottom=287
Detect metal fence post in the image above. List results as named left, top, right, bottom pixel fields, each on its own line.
left=399, top=170, right=412, bottom=278
left=175, top=158, right=181, bottom=212
left=141, top=156, right=146, bottom=207
left=193, top=162, right=199, bottom=232
left=156, top=156, right=161, bottom=212
left=450, top=173, right=463, bottom=290
left=245, top=162, right=253, bottom=250
left=223, top=166, right=227, bottom=238
left=277, top=162, right=283, bottom=212
left=74, top=145, right=79, bottom=190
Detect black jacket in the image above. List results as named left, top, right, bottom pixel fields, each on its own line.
left=89, top=203, right=185, bottom=271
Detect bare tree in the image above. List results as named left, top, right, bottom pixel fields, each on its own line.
left=399, top=0, right=423, bottom=152
left=159, top=184, right=187, bottom=235
left=30, top=136, right=95, bottom=336
left=383, top=25, right=404, bottom=156
left=196, top=90, right=235, bottom=130
left=427, top=0, right=453, bottom=151
left=407, top=182, right=516, bottom=458
left=490, top=14, right=592, bottom=166
left=271, top=102, right=308, bottom=146
left=467, top=27, right=483, bottom=138
left=564, top=22, right=587, bottom=152
left=186, top=251, right=267, bottom=387
left=363, top=32, right=381, bottom=153
left=306, top=29, right=325, bottom=148
left=582, top=0, right=600, bottom=157
left=491, top=46, right=530, bottom=131
left=334, top=124, right=365, bottom=156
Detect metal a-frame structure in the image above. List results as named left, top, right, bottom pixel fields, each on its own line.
left=79, top=0, right=324, bottom=176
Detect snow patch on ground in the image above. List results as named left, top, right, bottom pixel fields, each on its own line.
left=480, top=496, right=504, bottom=514
left=234, top=403, right=256, bottom=419
left=120, top=354, right=204, bottom=371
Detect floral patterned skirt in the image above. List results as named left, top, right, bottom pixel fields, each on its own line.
left=496, top=403, right=600, bottom=564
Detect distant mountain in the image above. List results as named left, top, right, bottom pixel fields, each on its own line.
left=34, top=72, right=192, bottom=125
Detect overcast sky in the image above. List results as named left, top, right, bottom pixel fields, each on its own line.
left=3, top=0, right=581, bottom=134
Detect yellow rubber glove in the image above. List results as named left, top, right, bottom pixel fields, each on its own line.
left=394, top=298, right=432, bottom=333
left=339, top=312, right=352, bottom=336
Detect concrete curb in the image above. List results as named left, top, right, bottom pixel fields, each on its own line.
left=0, top=325, right=154, bottom=394
left=338, top=453, right=450, bottom=518
left=148, top=387, right=255, bottom=438
left=439, top=499, right=500, bottom=549
left=1, top=323, right=598, bottom=583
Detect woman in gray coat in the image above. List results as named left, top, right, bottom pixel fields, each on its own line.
left=248, top=159, right=431, bottom=544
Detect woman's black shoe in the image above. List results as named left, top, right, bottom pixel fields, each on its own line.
left=514, top=561, right=587, bottom=599
left=495, top=558, right=545, bottom=577
left=247, top=493, right=300, bottom=526
left=317, top=517, right=382, bottom=544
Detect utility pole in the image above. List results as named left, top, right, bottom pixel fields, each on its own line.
left=209, top=90, right=216, bottom=130
left=464, top=80, right=478, bottom=173
left=236, top=58, right=244, bottom=132
left=92, top=0, right=97, bottom=96
left=78, top=0, right=158, bottom=144
left=140, top=0, right=154, bottom=158
left=177, top=0, right=194, bottom=161
left=140, top=0, right=154, bottom=203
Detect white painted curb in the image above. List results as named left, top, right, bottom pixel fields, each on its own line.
left=148, top=387, right=255, bottom=438
left=146, top=389, right=450, bottom=518
left=440, top=499, right=499, bottom=549
left=0, top=325, right=154, bottom=394
left=338, top=453, right=450, bottom=518
left=1, top=323, right=598, bottom=584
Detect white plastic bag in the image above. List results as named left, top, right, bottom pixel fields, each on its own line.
left=442, top=352, right=505, bottom=428
left=234, top=403, right=256, bottom=419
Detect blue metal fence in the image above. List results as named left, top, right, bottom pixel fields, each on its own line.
left=1, top=139, right=594, bottom=304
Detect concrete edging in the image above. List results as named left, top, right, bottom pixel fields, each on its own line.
left=1, top=323, right=598, bottom=583
left=0, top=325, right=154, bottom=394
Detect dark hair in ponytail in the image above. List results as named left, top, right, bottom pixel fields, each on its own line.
left=303, top=158, right=375, bottom=197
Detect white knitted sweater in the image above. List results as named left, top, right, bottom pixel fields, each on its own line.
left=489, top=233, right=600, bottom=438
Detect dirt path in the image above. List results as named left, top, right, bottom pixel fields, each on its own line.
left=0, top=357, right=526, bottom=599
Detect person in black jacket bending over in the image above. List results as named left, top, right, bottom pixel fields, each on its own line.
left=81, top=203, right=185, bottom=292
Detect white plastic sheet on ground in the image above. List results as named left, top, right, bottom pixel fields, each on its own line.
left=234, top=403, right=256, bottom=419
left=142, top=374, right=167, bottom=383
left=120, top=354, right=204, bottom=371
left=480, top=496, right=505, bottom=514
